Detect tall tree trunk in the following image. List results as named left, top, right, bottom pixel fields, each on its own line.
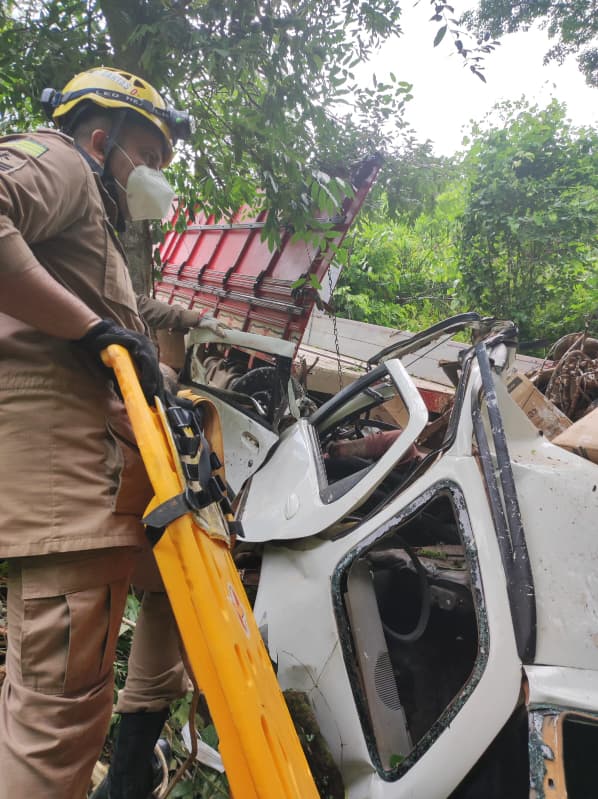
left=122, top=221, right=153, bottom=296
left=99, top=1, right=161, bottom=298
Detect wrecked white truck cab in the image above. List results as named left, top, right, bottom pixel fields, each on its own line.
left=182, top=315, right=598, bottom=799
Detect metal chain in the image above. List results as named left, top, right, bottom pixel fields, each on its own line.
left=327, top=267, right=344, bottom=392
left=304, top=237, right=344, bottom=393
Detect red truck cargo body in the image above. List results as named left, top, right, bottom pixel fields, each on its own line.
left=155, top=156, right=382, bottom=356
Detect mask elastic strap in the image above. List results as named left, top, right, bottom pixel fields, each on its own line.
left=112, top=142, right=137, bottom=171
left=110, top=144, right=136, bottom=202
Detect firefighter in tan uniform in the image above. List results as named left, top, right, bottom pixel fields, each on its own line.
left=0, top=68, right=222, bottom=798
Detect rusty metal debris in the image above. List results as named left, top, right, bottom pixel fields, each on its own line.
left=533, top=331, right=598, bottom=421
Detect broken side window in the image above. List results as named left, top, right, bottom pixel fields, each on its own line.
left=337, top=491, right=485, bottom=776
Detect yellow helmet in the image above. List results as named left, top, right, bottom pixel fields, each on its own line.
left=41, top=67, right=191, bottom=165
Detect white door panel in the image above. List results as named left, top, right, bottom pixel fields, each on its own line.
left=241, top=359, right=428, bottom=542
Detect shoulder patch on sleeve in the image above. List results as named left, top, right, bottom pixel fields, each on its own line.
left=0, top=138, right=49, bottom=158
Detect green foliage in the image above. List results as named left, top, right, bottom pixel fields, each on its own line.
left=113, top=592, right=140, bottom=700
left=464, top=0, right=598, bottom=87
left=334, top=185, right=466, bottom=331
left=291, top=274, right=323, bottom=291
left=337, top=137, right=464, bottom=333
left=166, top=695, right=231, bottom=798
left=334, top=99, right=597, bottom=350
left=0, top=0, right=412, bottom=244
left=428, top=0, right=499, bottom=83
left=0, top=0, right=510, bottom=247
left=366, top=137, right=459, bottom=223
left=334, top=148, right=467, bottom=333
left=459, top=99, right=598, bottom=343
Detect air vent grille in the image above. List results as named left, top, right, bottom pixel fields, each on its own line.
left=374, top=651, right=402, bottom=711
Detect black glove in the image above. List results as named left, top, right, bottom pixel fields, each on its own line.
left=76, top=318, right=162, bottom=404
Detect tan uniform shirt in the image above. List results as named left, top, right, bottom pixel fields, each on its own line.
left=0, top=129, right=151, bottom=557
left=136, top=294, right=199, bottom=332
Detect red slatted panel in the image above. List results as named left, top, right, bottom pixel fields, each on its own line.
left=155, top=156, right=382, bottom=354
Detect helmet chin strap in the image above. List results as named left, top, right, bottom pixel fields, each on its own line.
left=103, top=108, right=128, bottom=167
left=75, top=139, right=127, bottom=232
left=101, top=174, right=127, bottom=233
left=75, top=143, right=103, bottom=176
left=98, top=109, right=129, bottom=231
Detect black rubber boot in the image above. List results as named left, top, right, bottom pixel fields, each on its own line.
left=90, top=709, right=169, bottom=799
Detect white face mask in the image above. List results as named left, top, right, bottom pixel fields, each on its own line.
left=113, top=144, right=175, bottom=221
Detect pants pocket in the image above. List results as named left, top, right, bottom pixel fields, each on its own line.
left=20, top=594, right=70, bottom=695
left=65, top=578, right=130, bottom=695
left=105, top=422, right=125, bottom=510
left=16, top=551, right=134, bottom=697
left=106, top=403, right=153, bottom=516
left=113, top=434, right=153, bottom=516
left=19, top=581, right=128, bottom=697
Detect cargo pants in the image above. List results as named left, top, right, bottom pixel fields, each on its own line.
left=0, top=547, right=187, bottom=799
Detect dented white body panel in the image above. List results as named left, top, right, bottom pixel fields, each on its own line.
left=191, top=319, right=598, bottom=797
left=254, top=454, right=525, bottom=797
left=493, top=379, right=598, bottom=672
left=241, top=359, right=428, bottom=543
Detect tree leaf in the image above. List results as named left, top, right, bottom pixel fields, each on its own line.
left=434, top=24, right=447, bottom=46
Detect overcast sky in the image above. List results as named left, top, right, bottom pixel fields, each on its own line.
left=356, top=1, right=598, bottom=155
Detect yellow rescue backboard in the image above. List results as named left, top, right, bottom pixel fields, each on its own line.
left=103, top=344, right=319, bottom=799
